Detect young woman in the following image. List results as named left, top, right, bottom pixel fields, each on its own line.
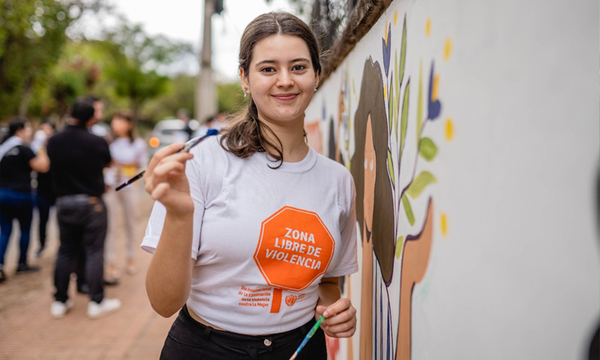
left=0, top=120, right=50, bottom=282
left=141, top=12, right=358, bottom=359
left=104, top=110, right=147, bottom=281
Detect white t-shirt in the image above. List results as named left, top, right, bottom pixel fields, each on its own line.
left=142, top=136, right=358, bottom=335
left=104, top=137, right=147, bottom=187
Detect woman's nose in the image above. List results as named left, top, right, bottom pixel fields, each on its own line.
left=276, top=70, right=294, bottom=87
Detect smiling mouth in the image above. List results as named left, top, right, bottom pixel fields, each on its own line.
left=272, top=93, right=298, bottom=101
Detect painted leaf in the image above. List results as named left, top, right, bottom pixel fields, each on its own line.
left=387, top=149, right=395, bottom=186
left=395, top=235, right=405, bottom=259
left=400, top=79, right=410, bottom=153
left=407, top=171, right=437, bottom=198
left=417, top=61, right=423, bottom=140
left=395, top=48, right=400, bottom=108
left=399, top=15, right=407, bottom=86
left=394, top=50, right=400, bottom=139
left=402, top=193, right=415, bottom=226
left=419, top=137, right=438, bottom=161
left=388, top=75, right=393, bottom=133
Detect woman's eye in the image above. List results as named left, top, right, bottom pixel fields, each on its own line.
left=260, top=67, right=275, bottom=73
left=292, top=65, right=306, bottom=71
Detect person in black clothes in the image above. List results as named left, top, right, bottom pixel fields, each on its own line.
left=31, top=119, right=57, bottom=258
left=0, top=119, right=50, bottom=282
left=46, top=97, right=121, bottom=319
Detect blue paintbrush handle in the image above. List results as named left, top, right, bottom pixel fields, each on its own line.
left=289, top=315, right=325, bottom=360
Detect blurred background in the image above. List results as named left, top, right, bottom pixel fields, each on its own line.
left=0, top=0, right=355, bottom=138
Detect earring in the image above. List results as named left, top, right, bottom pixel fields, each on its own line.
left=314, top=87, right=317, bottom=92
left=314, top=82, right=318, bottom=92
left=243, top=87, right=247, bottom=98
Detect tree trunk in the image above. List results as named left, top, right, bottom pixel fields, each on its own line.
left=18, top=78, right=34, bottom=118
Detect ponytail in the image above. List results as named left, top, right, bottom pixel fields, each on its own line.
left=219, top=99, right=284, bottom=169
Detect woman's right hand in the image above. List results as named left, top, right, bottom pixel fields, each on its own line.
left=143, top=142, right=194, bottom=216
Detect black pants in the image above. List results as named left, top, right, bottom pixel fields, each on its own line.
left=36, top=192, right=54, bottom=250
left=54, top=195, right=107, bottom=303
left=160, top=306, right=327, bottom=360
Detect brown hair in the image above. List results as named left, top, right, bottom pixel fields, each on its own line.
left=112, top=109, right=136, bottom=143
left=351, top=58, right=395, bottom=285
left=220, top=12, right=321, bottom=168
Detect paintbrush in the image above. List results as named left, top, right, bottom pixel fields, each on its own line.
left=289, top=315, right=325, bottom=360
left=115, top=129, right=219, bottom=191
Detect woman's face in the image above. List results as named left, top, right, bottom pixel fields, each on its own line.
left=241, top=34, right=318, bottom=129
left=111, top=116, right=131, bottom=138
left=363, top=115, right=376, bottom=235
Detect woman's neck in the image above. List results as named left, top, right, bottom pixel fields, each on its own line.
left=262, top=120, right=309, bottom=163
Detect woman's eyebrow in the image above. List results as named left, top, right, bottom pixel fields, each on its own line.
left=254, top=58, right=311, bottom=66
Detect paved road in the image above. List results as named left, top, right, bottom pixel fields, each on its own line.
left=0, top=190, right=175, bottom=359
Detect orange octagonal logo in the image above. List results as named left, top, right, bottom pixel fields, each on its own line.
left=254, top=206, right=335, bottom=291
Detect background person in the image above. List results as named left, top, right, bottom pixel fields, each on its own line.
left=104, top=110, right=147, bottom=282
left=47, top=97, right=121, bottom=319
left=31, top=119, right=57, bottom=258
left=141, top=12, right=358, bottom=359
left=0, top=119, right=49, bottom=282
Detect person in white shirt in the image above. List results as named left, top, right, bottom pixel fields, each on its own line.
left=142, top=12, right=358, bottom=359
left=104, top=110, right=147, bottom=281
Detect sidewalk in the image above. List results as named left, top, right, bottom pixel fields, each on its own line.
left=0, top=191, right=174, bottom=360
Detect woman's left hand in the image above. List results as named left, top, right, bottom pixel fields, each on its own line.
left=315, top=298, right=357, bottom=338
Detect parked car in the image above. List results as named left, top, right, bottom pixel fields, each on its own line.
left=147, top=118, right=199, bottom=158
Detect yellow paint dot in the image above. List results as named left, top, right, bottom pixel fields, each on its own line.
left=432, top=74, right=440, bottom=101
left=440, top=213, right=448, bottom=237
left=445, top=118, right=454, bottom=141
left=384, top=20, right=388, bottom=45
left=425, top=18, right=431, bottom=37
left=384, top=84, right=388, bottom=99
left=444, top=38, right=453, bottom=61
left=394, top=11, right=398, bottom=26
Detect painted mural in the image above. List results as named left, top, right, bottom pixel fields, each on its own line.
left=305, top=1, right=599, bottom=359
left=306, top=7, right=451, bottom=360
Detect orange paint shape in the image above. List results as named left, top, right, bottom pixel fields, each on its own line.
left=270, top=288, right=282, bottom=313
left=254, top=206, right=335, bottom=292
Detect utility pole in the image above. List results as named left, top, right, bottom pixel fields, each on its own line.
left=196, top=0, right=218, bottom=124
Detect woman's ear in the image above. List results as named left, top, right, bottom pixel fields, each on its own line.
left=240, top=68, right=250, bottom=95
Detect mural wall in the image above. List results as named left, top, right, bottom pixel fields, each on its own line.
left=304, top=0, right=599, bottom=359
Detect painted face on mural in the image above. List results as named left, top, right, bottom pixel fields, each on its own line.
left=363, top=114, right=376, bottom=241
left=241, top=34, right=318, bottom=129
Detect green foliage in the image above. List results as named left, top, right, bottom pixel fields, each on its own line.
left=217, top=82, right=248, bottom=114
left=100, top=22, right=194, bottom=120
left=0, top=0, right=106, bottom=120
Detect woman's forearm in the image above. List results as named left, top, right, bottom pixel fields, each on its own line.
left=146, top=212, right=195, bottom=317
left=317, top=277, right=342, bottom=309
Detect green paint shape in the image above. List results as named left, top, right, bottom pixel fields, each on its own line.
left=395, top=235, right=405, bottom=259
left=416, top=61, right=423, bottom=141
left=399, top=15, right=407, bottom=86
left=400, top=79, right=410, bottom=154
left=407, top=171, right=437, bottom=198
left=387, top=148, right=395, bottom=186
left=402, top=193, right=415, bottom=225
left=419, top=137, right=438, bottom=161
